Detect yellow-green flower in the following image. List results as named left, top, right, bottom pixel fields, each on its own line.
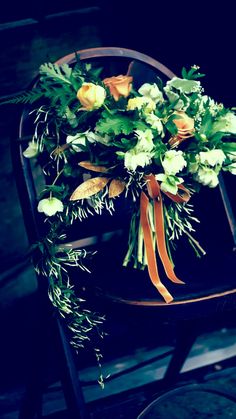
left=211, top=112, right=236, bottom=135
left=127, top=97, right=155, bottom=113
left=23, top=141, right=39, bottom=158
left=38, top=197, right=64, bottom=217
left=138, top=83, right=164, bottom=103
left=194, top=167, right=219, bottom=188
left=198, top=149, right=226, bottom=167
left=145, top=113, right=164, bottom=136
left=127, top=97, right=147, bottom=111
left=124, top=129, right=154, bottom=171
left=162, top=150, right=187, bottom=175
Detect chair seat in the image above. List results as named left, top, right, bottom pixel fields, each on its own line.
left=87, top=242, right=236, bottom=305
left=137, top=383, right=236, bottom=418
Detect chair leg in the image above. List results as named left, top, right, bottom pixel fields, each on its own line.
left=56, top=317, right=90, bottom=419
left=18, top=388, right=43, bottom=419
left=18, top=299, right=48, bottom=419
left=163, top=320, right=198, bottom=386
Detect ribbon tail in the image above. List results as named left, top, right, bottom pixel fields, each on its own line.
left=140, top=192, right=173, bottom=303
left=154, top=196, right=185, bottom=284
left=163, top=184, right=191, bottom=204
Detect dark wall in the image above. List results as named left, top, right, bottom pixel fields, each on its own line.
left=100, top=1, right=236, bottom=106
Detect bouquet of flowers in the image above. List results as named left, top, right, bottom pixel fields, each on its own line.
left=4, top=57, right=236, bottom=358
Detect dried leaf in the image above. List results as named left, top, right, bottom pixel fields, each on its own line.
left=78, top=161, right=109, bottom=173
left=70, top=177, right=110, bottom=200
left=108, top=179, right=126, bottom=198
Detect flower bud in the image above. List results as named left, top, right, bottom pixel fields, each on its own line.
left=103, top=75, right=133, bottom=101
left=77, top=83, right=106, bottom=110
left=172, top=111, right=194, bottom=137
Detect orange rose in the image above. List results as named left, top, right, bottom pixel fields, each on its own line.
left=172, top=111, right=194, bottom=138
left=169, top=111, right=195, bottom=148
left=103, top=75, right=133, bottom=101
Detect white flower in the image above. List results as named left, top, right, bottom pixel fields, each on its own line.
left=23, top=141, right=39, bottom=158
left=225, top=162, right=236, bottom=175
left=188, top=161, right=199, bottom=174
left=138, top=83, right=164, bottom=103
left=124, top=129, right=154, bottom=171
left=226, top=150, right=236, bottom=162
left=163, top=86, right=189, bottom=111
left=127, top=97, right=148, bottom=110
left=156, top=173, right=184, bottom=195
left=197, top=95, right=220, bottom=117
left=66, top=130, right=110, bottom=151
left=134, top=129, right=154, bottom=152
left=198, top=149, right=226, bottom=167
left=86, top=131, right=111, bottom=145
left=124, top=150, right=153, bottom=172
left=37, top=197, right=64, bottom=217
left=145, top=113, right=164, bottom=137
left=212, top=112, right=236, bottom=135
left=164, top=77, right=201, bottom=94
left=66, top=132, right=89, bottom=150
left=127, top=96, right=156, bottom=114
left=194, top=167, right=219, bottom=188
left=162, top=150, right=187, bottom=175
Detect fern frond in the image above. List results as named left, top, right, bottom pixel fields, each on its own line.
left=0, top=88, right=46, bottom=105
left=40, top=63, right=73, bottom=85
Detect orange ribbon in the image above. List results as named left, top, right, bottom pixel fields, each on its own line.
left=140, top=174, right=190, bottom=303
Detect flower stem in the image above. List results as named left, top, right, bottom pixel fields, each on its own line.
left=103, top=103, right=112, bottom=114
left=182, top=229, right=206, bottom=256
left=52, top=168, right=64, bottom=186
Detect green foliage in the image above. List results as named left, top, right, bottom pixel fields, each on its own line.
left=181, top=66, right=205, bottom=80
left=96, top=112, right=135, bottom=135
left=0, top=88, right=46, bottom=105
left=39, top=62, right=73, bottom=85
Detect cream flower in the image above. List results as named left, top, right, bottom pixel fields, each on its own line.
left=38, top=197, right=64, bottom=217
left=124, top=129, right=154, bottom=171
left=162, top=150, right=187, bottom=175
left=226, top=150, right=236, bottom=162
left=127, top=97, right=148, bottom=110
left=211, top=112, right=236, bottom=135
left=145, top=113, right=164, bottom=136
left=134, top=129, right=154, bottom=152
left=138, top=83, right=164, bottom=103
left=23, top=141, right=39, bottom=158
left=198, top=149, right=226, bottom=167
left=194, top=167, right=219, bottom=188
left=124, top=150, right=153, bottom=172
left=156, top=173, right=184, bottom=195
left=127, top=97, right=156, bottom=114
left=66, top=131, right=110, bottom=151
left=164, top=77, right=201, bottom=94
left=77, top=83, right=106, bottom=110
left=226, top=162, right=236, bottom=175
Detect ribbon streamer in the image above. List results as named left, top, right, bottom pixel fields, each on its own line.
left=140, top=174, right=190, bottom=303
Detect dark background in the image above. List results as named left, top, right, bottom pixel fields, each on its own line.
left=1, top=0, right=236, bottom=271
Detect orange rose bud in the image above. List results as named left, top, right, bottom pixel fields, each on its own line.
left=169, top=111, right=195, bottom=148
left=103, top=75, right=133, bottom=101
left=172, top=111, right=194, bottom=137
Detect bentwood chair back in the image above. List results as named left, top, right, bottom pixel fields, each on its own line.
left=13, top=47, right=236, bottom=419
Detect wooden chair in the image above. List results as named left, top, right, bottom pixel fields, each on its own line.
left=12, top=47, right=236, bottom=418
